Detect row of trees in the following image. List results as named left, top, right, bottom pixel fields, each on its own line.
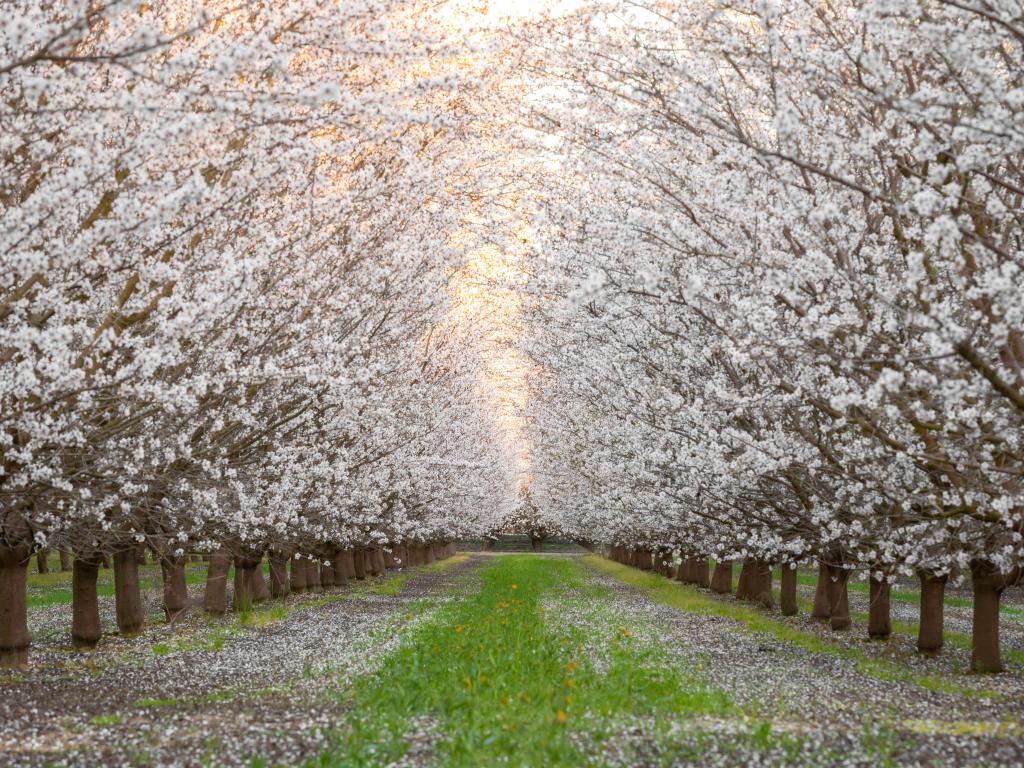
left=0, top=2, right=513, bottom=665
left=518, top=0, right=1024, bottom=672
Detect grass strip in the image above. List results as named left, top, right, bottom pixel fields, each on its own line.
left=313, top=555, right=736, bottom=768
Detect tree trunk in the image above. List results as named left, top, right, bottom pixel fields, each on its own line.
left=268, top=553, right=290, bottom=598
left=827, top=565, right=850, bottom=630
left=374, top=548, right=387, bottom=574
left=710, top=560, right=732, bottom=594
left=917, top=570, right=947, bottom=654
left=113, top=549, right=145, bottom=635
left=203, top=550, right=231, bottom=615
left=636, top=548, right=653, bottom=571
left=735, top=558, right=754, bottom=600
left=811, top=561, right=831, bottom=621
left=72, top=557, right=102, bottom=648
left=320, top=561, right=335, bottom=588
left=970, top=561, right=1015, bottom=673
left=100, top=553, right=111, bottom=569
left=0, top=544, right=31, bottom=665
left=161, top=556, right=189, bottom=623
left=530, top=537, right=542, bottom=552
left=753, top=560, right=774, bottom=609
left=333, top=550, right=349, bottom=587
left=393, top=544, right=408, bottom=566
left=693, top=558, right=710, bottom=588
left=868, top=575, right=892, bottom=640
left=425, top=543, right=436, bottom=565
left=252, top=562, right=271, bottom=603
left=59, top=548, right=72, bottom=572
left=233, top=559, right=256, bottom=611
left=36, top=548, right=49, bottom=574
left=290, top=555, right=308, bottom=592
left=339, top=549, right=356, bottom=580
left=780, top=564, right=798, bottom=616
left=305, top=558, right=321, bottom=592
left=675, top=555, right=689, bottom=583
left=353, top=547, right=367, bottom=579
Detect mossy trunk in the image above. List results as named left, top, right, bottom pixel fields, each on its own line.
left=780, top=564, right=798, bottom=616
left=203, top=550, right=231, bottom=614
left=868, top=575, right=892, bottom=640
left=72, top=557, right=102, bottom=648
left=113, top=549, right=145, bottom=635
left=917, top=570, right=947, bottom=654
left=36, top=548, right=49, bottom=574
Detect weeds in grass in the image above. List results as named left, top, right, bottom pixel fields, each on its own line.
left=90, top=714, right=123, bottom=727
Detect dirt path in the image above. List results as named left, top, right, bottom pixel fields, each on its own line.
left=0, top=556, right=485, bottom=768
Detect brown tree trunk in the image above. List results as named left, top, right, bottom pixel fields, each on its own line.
left=268, top=553, right=290, bottom=598
left=636, top=548, right=653, bottom=571
left=676, top=555, right=689, bottom=583
left=320, top=561, right=335, bottom=588
left=113, top=549, right=145, bottom=635
left=339, top=549, right=356, bottom=580
left=710, top=560, right=733, bottom=594
left=530, top=537, right=542, bottom=552
left=305, top=558, right=321, bottom=592
left=203, top=550, right=231, bottom=614
left=290, top=555, right=308, bottom=592
left=59, top=548, right=72, bottom=572
left=100, top=553, right=110, bottom=569
left=36, top=548, right=50, bottom=574
left=333, top=550, right=349, bottom=587
left=753, top=560, right=774, bottom=609
left=868, top=575, right=892, bottom=640
left=0, top=544, right=31, bottom=666
left=72, top=557, right=102, bottom=648
left=374, top=548, right=387, bottom=574
left=780, top=564, right=798, bottom=616
left=970, top=561, right=1015, bottom=673
left=917, top=570, right=947, bottom=654
left=735, top=558, right=754, bottom=600
left=811, top=561, right=831, bottom=621
left=425, top=543, right=436, bottom=564
left=393, top=545, right=409, bottom=566
left=160, top=556, right=189, bottom=623
left=252, top=562, right=271, bottom=603
left=827, top=565, right=850, bottom=630
left=353, top=547, right=367, bottom=579
left=693, top=558, right=710, bottom=588
left=233, top=559, right=257, bottom=611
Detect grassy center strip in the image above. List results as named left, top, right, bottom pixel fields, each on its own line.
left=316, top=555, right=735, bottom=767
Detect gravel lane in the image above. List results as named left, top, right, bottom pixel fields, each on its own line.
left=573, top=561, right=1024, bottom=767
left=0, top=556, right=485, bottom=768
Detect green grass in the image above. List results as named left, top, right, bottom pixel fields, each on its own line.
left=27, top=562, right=210, bottom=608
left=90, top=713, right=123, bottom=726
left=133, top=697, right=179, bottom=708
left=589, top=558, right=1003, bottom=699
left=313, top=555, right=737, bottom=767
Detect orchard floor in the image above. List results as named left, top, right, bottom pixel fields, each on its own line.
left=1, top=554, right=1022, bottom=767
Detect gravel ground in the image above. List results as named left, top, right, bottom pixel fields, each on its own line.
left=571, top=561, right=1024, bottom=767
left=0, top=556, right=484, bottom=768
